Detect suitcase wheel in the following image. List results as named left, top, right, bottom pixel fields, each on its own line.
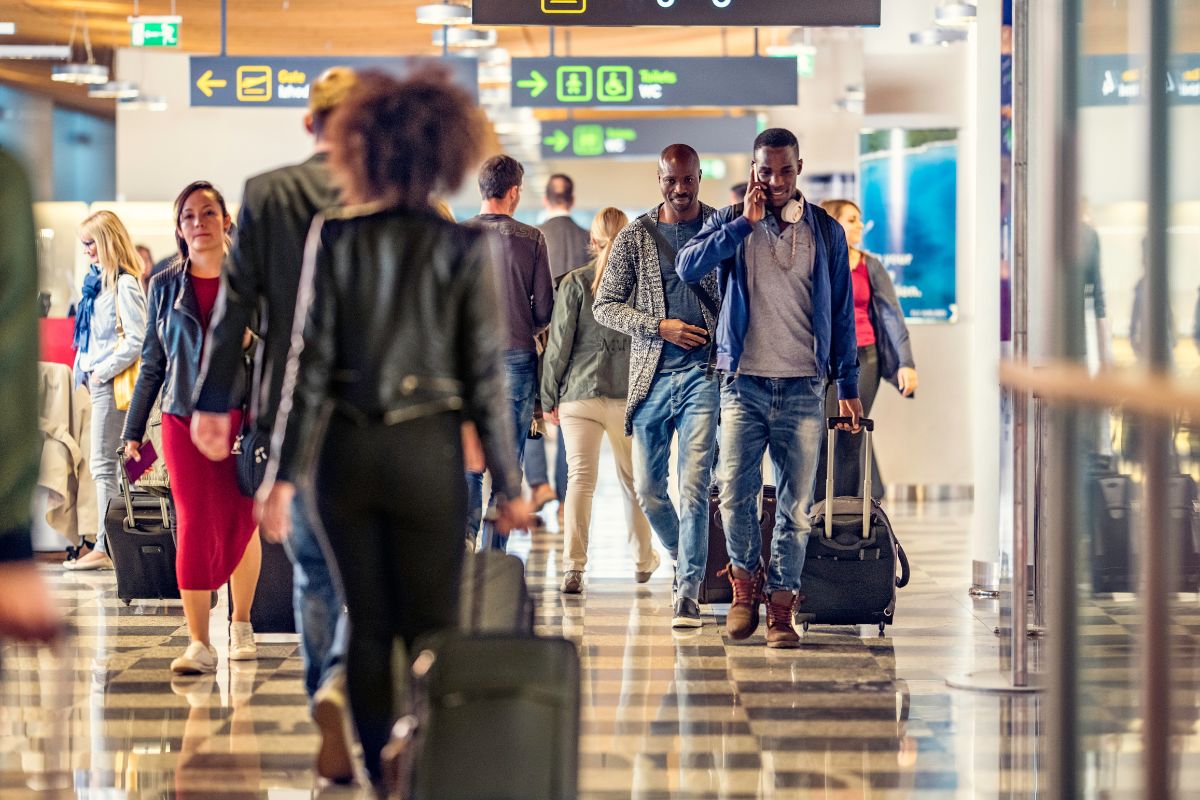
left=801, top=621, right=810, bottom=633
left=122, top=599, right=131, bottom=607
left=878, top=622, right=886, bottom=637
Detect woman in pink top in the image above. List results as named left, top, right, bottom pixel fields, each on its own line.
left=816, top=199, right=919, bottom=501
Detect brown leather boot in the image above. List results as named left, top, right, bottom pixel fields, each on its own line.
left=720, top=562, right=764, bottom=640
left=765, top=591, right=802, bottom=649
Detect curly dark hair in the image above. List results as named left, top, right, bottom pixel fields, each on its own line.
left=327, top=67, right=488, bottom=207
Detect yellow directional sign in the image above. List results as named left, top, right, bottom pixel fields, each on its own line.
left=195, top=69, right=228, bottom=98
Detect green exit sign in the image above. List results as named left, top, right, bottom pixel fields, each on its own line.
left=130, top=16, right=181, bottom=48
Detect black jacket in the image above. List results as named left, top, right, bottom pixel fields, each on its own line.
left=124, top=260, right=246, bottom=442
left=539, top=214, right=591, bottom=284
left=195, top=153, right=338, bottom=433
left=269, top=203, right=521, bottom=498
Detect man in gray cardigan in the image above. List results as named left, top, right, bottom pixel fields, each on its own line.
left=593, top=144, right=721, bottom=629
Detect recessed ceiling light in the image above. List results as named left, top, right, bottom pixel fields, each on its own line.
left=0, top=22, right=16, bottom=35
left=51, top=62, right=109, bottom=84
left=909, top=28, right=969, bottom=46
left=935, top=3, right=978, bottom=28
left=88, top=80, right=140, bottom=99
left=416, top=3, right=473, bottom=25
left=0, top=44, right=70, bottom=59
left=432, top=27, right=497, bottom=49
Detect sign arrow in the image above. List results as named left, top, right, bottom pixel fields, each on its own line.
left=543, top=129, right=570, bottom=153
left=516, top=69, right=548, bottom=98
left=195, top=69, right=228, bottom=97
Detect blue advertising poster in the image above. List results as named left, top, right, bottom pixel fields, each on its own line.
left=858, top=128, right=958, bottom=322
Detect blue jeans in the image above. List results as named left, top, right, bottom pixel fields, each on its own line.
left=488, top=349, right=539, bottom=550
left=716, top=374, right=826, bottom=595
left=524, top=424, right=568, bottom=500
left=283, top=493, right=347, bottom=700
left=630, top=364, right=719, bottom=601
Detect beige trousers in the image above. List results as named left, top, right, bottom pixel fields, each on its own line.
left=558, top=397, right=656, bottom=573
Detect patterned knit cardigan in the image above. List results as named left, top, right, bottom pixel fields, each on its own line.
left=592, top=202, right=721, bottom=435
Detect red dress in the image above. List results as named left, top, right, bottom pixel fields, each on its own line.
left=161, top=274, right=256, bottom=591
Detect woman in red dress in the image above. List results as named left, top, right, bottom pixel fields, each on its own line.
left=121, top=181, right=262, bottom=675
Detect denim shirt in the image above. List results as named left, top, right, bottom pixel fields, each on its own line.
left=73, top=273, right=147, bottom=387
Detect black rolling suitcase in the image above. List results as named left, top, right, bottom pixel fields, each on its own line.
left=797, top=418, right=910, bottom=635
left=228, top=539, right=296, bottom=633
left=384, top=522, right=580, bottom=800
left=107, top=453, right=180, bottom=605
left=698, top=486, right=777, bottom=604
left=1088, top=458, right=1137, bottom=594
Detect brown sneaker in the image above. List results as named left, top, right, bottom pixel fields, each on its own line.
left=720, top=562, right=763, bottom=640
left=765, top=591, right=802, bottom=649
left=530, top=483, right=557, bottom=512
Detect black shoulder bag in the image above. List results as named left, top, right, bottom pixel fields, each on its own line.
left=232, top=338, right=269, bottom=498
left=637, top=214, right=720, bottom=379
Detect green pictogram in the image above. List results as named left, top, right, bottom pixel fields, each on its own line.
left=543, top=129, right=570, bottom=153
left=597, top=66, right=633, bottom=102
left=572, top=125, right=605, bottom=156
left=516, top=69, right=549, bottom=98
left=557, top=66, right=593, bottom=102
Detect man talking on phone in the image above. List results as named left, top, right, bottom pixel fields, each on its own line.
left=593, top=144, right=721, bottom=629
left=677, top=128, right=862, bottom=648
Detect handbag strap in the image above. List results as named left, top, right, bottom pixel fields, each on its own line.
left=637, top=214, right=719, bottom=378
left=112, top=274, right=126, bottom=339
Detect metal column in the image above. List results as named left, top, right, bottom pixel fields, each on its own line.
left=1047, top=0, right=1084, bottom=794
left=1140, top=0, right=1174, bottom=797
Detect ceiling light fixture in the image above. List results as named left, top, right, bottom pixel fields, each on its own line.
left=119, top=93, right=167, bottom=111
left=0, top=22, right=16, bottom=35
left=934, top=3, right=978, bottom=28
left=0, top=44, right=71, bottom=59
left=52, top=12, right=109, bottom=85
left=88, top=80, right=140, bottom=99
left=432, top=27, right=497, bottom=49
left=909, top=28, right=969, bottom=46
left=416, top=3, right=473, bottom=25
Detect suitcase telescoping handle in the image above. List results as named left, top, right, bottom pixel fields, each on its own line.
left=825, top=417, right=875, bottom=540
left=116, top=448, right=172, bottom=531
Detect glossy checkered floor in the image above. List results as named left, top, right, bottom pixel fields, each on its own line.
left=3, top=468, right=1199, bottom=797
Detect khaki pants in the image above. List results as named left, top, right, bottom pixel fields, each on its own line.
left=558, top=397, right=655, bottom=573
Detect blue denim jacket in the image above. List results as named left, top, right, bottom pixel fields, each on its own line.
left=73, top=273, right=146, bottom=387
left=676, top=199, right=861, bottom=400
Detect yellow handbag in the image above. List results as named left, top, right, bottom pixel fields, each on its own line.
left=112, top=279, right=141, bottom=411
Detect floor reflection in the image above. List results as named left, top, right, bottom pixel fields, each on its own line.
left=5, top=473, right=1198, bottom=797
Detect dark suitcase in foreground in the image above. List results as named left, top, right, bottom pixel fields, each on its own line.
left=385, top=521, right=580, bottom=800
left=108, top=454, right=180, bottom=605
left=698, top=485, right=777, bottom=604
left=228, top=539, right=296, bottom=633
left=797, top=418, right=910, bottom=635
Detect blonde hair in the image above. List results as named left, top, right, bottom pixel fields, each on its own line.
left=590, top=207, right=629, bottom=294
left=80, top=210, right=143, bottom=290
left=431, top=197, right=456, bottom=222
left=820, top=198, right=860, bottom=222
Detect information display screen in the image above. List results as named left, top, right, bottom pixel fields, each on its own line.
left=473, top=0, right=880, bottom=27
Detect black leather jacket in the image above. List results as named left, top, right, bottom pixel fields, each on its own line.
left=268, top=203, right=520, bottom=498
left=123, top=260, right=246, bottom=442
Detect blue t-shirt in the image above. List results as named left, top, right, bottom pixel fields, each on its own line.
left=657, top=217, right=707, bottom=373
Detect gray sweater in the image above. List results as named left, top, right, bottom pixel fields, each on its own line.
left=593, top=204, right=721, bottom=434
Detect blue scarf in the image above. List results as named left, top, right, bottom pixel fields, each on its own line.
left=73, top=264, right=102, bottom=352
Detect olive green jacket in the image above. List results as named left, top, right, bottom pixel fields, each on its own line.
left=0, top=149, right=39, bottom=563
left=541, top=263, right=632, bottom=412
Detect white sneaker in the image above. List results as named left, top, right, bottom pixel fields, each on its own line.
left=313, top=671, right=356, bottom=784
left=229, top=621, right=258, bottom=661
left=171, top=641, right=217, bottom=675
